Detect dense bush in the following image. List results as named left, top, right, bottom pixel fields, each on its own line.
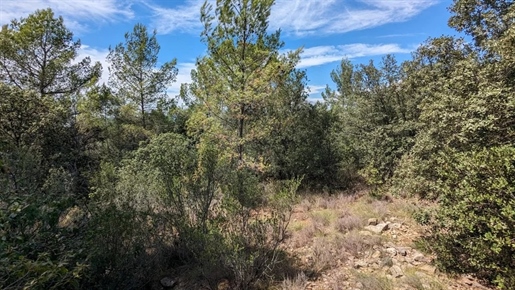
left=428, top=146, right=515, bottom=289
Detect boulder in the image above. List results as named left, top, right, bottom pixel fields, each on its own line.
left=367, top=218, right=379, bottom=225
left=389, top=265, right=404, bottom=278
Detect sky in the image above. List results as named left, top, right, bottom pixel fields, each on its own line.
left=0, top=0, right=460, bottom=102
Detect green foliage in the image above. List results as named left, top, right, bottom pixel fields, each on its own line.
left=428, top=146, right=515, bottom=289
left=189, top=0, right=301, bottom=168
left=391, top=3, right=514, bottom=287
left=88, top=132, right=298, bottom=288
left=0, top=8, right=101, bottom=96
left=0, top=159, right=87, bottom=289
left=324, top=55, right=419, bottom=187
left=107, top=23, right=178, bottom=129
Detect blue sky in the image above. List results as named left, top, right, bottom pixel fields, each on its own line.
left=0, top=0, right=459, bottom=101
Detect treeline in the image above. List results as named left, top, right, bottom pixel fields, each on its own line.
left=0, top=0, right=513, bottom=289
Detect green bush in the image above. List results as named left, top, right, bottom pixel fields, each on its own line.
left=428, top=146, right=515, bottom=289
left=87, top=133, right=299, bottom=289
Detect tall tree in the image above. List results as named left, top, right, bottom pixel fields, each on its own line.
left=0, top=9, right=101, bottom=97
left=188, top=0, right=301, bottom=169
left=107, top=23, right=178, bottom=129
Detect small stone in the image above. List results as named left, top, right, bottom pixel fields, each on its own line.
left=368, top=218, right=379, bottom=225
left=389, top=265, right=404, bottom=278
left=392, top=234, right=397, bottom=239
left=397, top=248, right=408, bottom=256
left=364, top=223, right=389, bottom=234
left=354, top=260, right=368, bottom=268
left=160, top=277, right=176, bottom=288
left=372, top=250, right=381, bottom=259
left=413, top=252, right=425, bottom=262
left=386, top=247, right=397, bottom=256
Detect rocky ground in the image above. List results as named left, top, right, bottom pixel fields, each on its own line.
left=156, top=190, right=494, bottom=290
left=276, top=190, right=493, bottom=290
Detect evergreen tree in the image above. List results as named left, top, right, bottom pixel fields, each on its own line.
left=107, top=23, right=178, bottom=129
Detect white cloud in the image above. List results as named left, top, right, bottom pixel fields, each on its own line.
left=147, top=0, right=212, bottom=35
left=271, top=0, right=439, bottom=36
left=306, top=85, right=327, bottom=95
left=0, top=0, right=134, bottom=33
left=77, top=45, right=110, bottom=85
left=145, top=0, right=437, bottom=36
left=167, top=62, right=196, bottom=97
left=78, top=44, right=195, bottom=97
left=297, top=43, right=411, bottom=68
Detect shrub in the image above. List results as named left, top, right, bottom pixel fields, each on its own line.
left=428, top=146, right=515, bottom=289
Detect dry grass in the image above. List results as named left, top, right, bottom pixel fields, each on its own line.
left=311, top=238, right=334, bottom=273
left=335, top=214, right=364, bottom=233
left=402, top=268, right=446, bottom=290
left=280, top=272, right=308, bottom=290
left=280, top=190, right=483, bottom=290
left=354, top=272, right=393, bottom=290
left=311, top=209, right=337, bottom=227
left=338, top=230, right=383, bottom=257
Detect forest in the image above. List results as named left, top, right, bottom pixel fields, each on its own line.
left=0, top=0, right=513, bottom=289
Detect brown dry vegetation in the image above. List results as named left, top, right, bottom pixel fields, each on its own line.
left=273, top=189, right=494, bottom=290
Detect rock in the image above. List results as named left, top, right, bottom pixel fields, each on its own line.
left=364, top=223, right=389, bottom=234
left=367, top=218, right=378, bottom=225
left=413, top=252, right=426, bottom=262
left=389, top=223, right=402, bottom=229
left=372, top=250, right=381, bottom=259
left=419, top=264, right=437, bottom=274
left=160, top=277, right=176, bottom=288
left=396, top=247, right=409, bottom=256
left=389, top=265, right=404, bottom=278
left=354, top=260, right=368, bottom=268
left=386, top=247, right=397, bottom=256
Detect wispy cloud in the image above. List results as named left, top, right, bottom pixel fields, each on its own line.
left=378, top=33, right=427, bottom=38
left=307, top=85, right=327, bottom=95
left=297, top=43, right=411, bottom=68
left=147, top=0, right=212, bottom=35
left=0, top=0, right=134, bottom=33
left=146, top=0, right=438, bottom=36
left=271, top=0, right=439, bottom=36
